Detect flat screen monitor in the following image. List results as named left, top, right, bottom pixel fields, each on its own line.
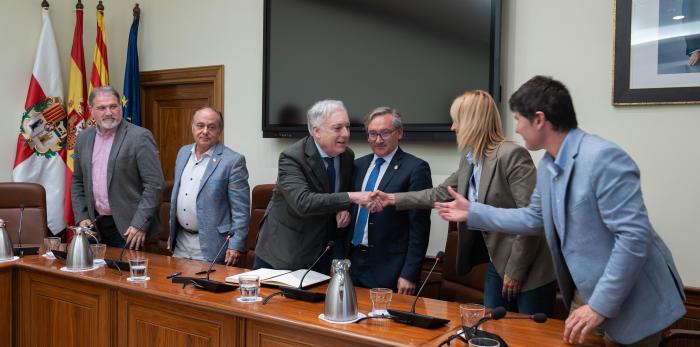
left=263, top=0, right=501, bottom=140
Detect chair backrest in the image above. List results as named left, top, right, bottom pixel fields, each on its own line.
left=153, top=180, right=174, bottom=255
left=659, top=329, right=700, bottom=347
left=0, top=182, right=48, bottom=245
left=242, top=184, right=275, bottom=269
left=439, top=221, right=488, bottom=303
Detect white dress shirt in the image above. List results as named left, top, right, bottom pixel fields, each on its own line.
left=356, top=147, right=397, bottom=245
left=176, top=146, right=214, bottom=231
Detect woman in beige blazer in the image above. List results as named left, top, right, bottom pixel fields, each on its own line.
left=377, top=90, right=556, bottom=314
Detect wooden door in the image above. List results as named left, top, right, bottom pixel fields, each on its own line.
left=140, top=65, right=224, bottom=181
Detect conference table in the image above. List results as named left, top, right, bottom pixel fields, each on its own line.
left=0, top=248, right=603, bottom=346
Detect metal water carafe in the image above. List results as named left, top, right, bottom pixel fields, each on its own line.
left=0, top=219, right=13, bottom=260
left=66, top=226, right=93, bottom=270
left=324, top=259, right=358, bottom=322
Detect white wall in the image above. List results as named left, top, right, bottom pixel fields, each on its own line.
left=1, top=0, right=698, bottom=286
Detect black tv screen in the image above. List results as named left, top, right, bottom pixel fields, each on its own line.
left=263, top=0, right=501, bottom=140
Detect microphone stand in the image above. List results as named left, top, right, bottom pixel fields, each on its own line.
left=263, top=241, right=334, bottom=304
left=14, top=204, right=39, bottom=256
left=386, top=252, right=450, bottom=329
left=105, top=236, right=131, bottom=274
left=170, top=235, right=237, bottom=293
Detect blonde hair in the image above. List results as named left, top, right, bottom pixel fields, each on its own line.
left=450, top=90, right=505, bottom=162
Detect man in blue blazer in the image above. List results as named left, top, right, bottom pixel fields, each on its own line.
left=169, top=107, right=250, bottom=265
left=345, top=107, right=431, bottom=294
left=434, top=76, right=685, bottom=346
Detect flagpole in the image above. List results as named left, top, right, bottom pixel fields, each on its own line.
left=41, top=1, right=49, bottom=9
left=134, top=3, right=140, bottom=18
left=76, top=0, right=82, bottom=10
left=97, top=0, right=103, bottom=11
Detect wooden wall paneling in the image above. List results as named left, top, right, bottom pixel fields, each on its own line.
left=245, top=319, right=376, bottom=347
left=117, top=290, right=239, bottom=347
left=667, top=287, right=700, bottom=347
left=140, top=65, right=224, bottom=181
left=17, top=269, right=113, bottom=347
left=1, top=266, right=13, bottom=347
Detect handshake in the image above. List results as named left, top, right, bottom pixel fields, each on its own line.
left=348, top=186, right=471, bottom=222
left=347, top=191, right=392, bottom=213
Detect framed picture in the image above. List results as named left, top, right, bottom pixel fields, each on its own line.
left=613, top=0, right=700, bottom=105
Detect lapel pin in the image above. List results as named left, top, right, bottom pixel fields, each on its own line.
left=394, top=165, right=399, bottom=170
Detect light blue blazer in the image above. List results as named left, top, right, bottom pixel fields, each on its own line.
left=468, top=129, right=685, bottom=344
left=169, top=143, right=250, bottom=263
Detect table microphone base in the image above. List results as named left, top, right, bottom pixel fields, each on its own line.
left=280, top=286, right=326, bottom=302
left=387, top=309, right=449, bottom=329
left=14, top=246, right=39, bottom=256
left=467, top=327, right=509, bottom=347
left=171, top=276, right=238, bottom=293
left=105, top=259, right=131, bottom=271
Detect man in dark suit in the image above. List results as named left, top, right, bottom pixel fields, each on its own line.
left=254, top=100, right=372, bottom=273
left=346, top=107, right=431, bottom=294
left=72, top=86, right=164, bottom=249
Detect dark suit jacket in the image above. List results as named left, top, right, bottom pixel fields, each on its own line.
left=395, top=142, right=555, bottom=292
left=71, top=120, right=164, bottom=240
left=345, top=147, right=432, bottom=289
left=254, top=136, right=354, bottom=270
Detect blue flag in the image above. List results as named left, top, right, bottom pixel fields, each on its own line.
left=122, top=11, right=140, bottom=125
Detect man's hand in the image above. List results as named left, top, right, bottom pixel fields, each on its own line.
left=336, top=210, right=351, bottom=228
left=434, top=186, right=470, bottom=222
left=79, top=219, right=93, bottom=228
left=368, top=191, right=393, bottom=212
left=348, top=191, right=372, bottom=206
left=563, top=304, right=605, bottom=344
left=397, top=277, right=416, bottom=295
left=224, top=249, right=241, bottom=266
left=124, top=226, right=146, bottom=250
left=689, top=51, right=699, bottom=66
left=502, top=274, right=522, bottom=302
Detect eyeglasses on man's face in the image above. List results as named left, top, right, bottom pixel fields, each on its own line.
left=367, top=129, right=396, bottom=141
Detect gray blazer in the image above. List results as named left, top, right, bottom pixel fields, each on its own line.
left=71, top=121, right=164, bottom=240
left=169, top=143, right=250, bottom=262
left=468, top=129, right=685, bottom=344
left=255, top=136, right=354, bottom=270
left=395, top=142, right=555, bottom=292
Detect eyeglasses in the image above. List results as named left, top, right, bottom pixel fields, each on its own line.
left=367, top=129, right=396, bottom=140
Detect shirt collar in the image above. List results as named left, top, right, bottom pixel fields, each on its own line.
left=545, top=129, right=578, bottom=178
left=191, top=144, right=215, bottom=161
left=96, top=126, right=118, bottom=138
left=373, top=147, right=398, bottom=166
left=314, top=140, right=333, bottom=159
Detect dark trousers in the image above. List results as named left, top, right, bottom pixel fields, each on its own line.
left=95, top=216, right=126, bottom=248
left=349, top=246, right=389, bottom=290
left=483, top=262, right=557, bottom=315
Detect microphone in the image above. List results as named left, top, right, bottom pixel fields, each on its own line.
left=171, top=234, right=237, bottom=293
left=277, top=241, right=334, bottom=303
left=105, top=233, right=132, bottom=273
left=465, top=309, right=546, bottom=347
left=14, top=203, right=39, bottom=256
left=387, top=251, right=450, bottom=329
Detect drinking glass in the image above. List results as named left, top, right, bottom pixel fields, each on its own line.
left=90, top=244, right=106, bottom=264
left=460, top=303, right=486, bottom=329
left=128, top=257, right=149, bottom=282
left=43, top=237, right=61, bottom=257
left=237, top=275, right=261, bottom=302
left=369, top=288, right=392, bottom=317
left=468, top=337, right=500, bottom=347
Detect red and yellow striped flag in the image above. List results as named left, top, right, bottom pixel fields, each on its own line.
left=89, top=1, right=109, bottom=92
left=65, top=2, right=89, bottom=228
